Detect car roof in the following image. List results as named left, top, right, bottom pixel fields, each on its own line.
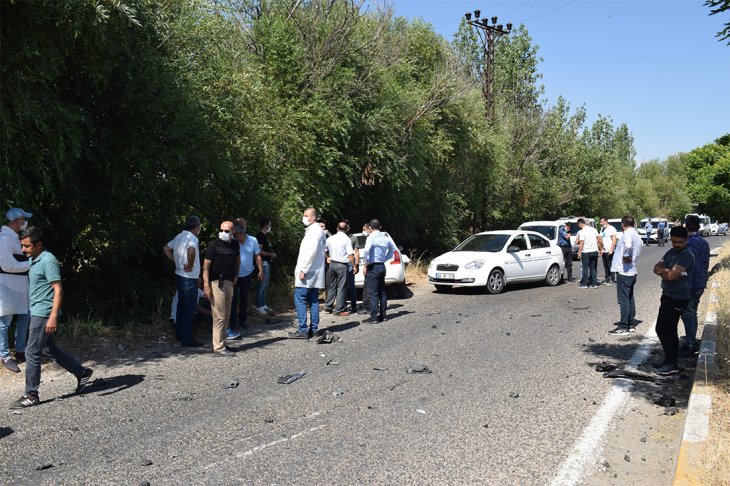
left=474, top=230, right=548, bottom=238
left=519, top=221, right=561, bottom=226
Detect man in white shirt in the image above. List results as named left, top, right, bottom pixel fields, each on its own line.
left=324, top=222, right=355, bottom=316
left=599, top=217, right=618, bottom=285
left=290, top=208, right=326, bottom=339
left=0, top=207, right=32, bottom=373
left=163, top=215, right=203, bottom=347
left=608, top=216, right=643, bottom=335
left=577, top=218, right=603, bottom=289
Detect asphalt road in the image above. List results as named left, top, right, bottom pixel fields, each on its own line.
left=1, top=235, right=727, bottom=485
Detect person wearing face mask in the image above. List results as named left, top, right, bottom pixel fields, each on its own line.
left=290, top=208, right=327, bottom=339
left=254, top=217, right=277, bottom=314
left=227, top=218, right=263, bottom=339
left=163, top=215, right=203, bottom=348
left=0, top=207, right=32, bottom=373
left=203, top=221, right=240, bottom=355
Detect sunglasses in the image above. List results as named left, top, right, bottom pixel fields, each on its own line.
left=220, top=229, right=231, bottom=233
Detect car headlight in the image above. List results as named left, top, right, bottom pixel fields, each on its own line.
left=464, top=260, right=484, bottom=270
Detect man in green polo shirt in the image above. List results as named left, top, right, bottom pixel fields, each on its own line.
left=10, top=227, right=93, bottom=408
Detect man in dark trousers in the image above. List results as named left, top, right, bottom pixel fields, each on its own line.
left=680, top=214, right=710, bottom=354
left=362, top=219, right=396, bottom=323
left=652, top=226, right=695, bottom=375
left=11, top=227, right=93, bottom=408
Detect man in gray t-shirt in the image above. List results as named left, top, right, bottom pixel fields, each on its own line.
left=652, top=226, right=695, bottom=375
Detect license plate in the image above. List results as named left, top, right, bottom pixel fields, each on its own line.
left=436, top=272, right=454, bottom=279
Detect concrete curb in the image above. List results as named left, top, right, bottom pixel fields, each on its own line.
left=673, top=279, right=720, bottom=485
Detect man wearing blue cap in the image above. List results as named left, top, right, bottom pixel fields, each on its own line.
left=0, top=207, right=32, bottom=373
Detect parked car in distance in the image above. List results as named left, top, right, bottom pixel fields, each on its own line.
left=428, top=230, right=565, bottom=294
left=709, top=220, right=719, bottom=236
left=351, top=232, right=409, bottom=296
left=718, top=222, right=728, bottom=236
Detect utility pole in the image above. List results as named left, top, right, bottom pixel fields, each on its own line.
left=465, top=10, right=512, bottom=122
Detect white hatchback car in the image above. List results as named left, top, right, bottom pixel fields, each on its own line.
left=351, top=232, right=409, bottom=293
left=428, top=230, right=565, bottom=294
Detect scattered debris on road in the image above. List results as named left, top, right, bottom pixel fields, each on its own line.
left=595, top=362, right=618, bottom=372
left=325, top=359, right=340, bottom=366
left=406, top=363, right=431, bottom=374
left=36, top=463, right=54, bottom=471
left=278, top=370, right=306, bottom=384
left=332, top=389, right=344, bottom=397
left=509, top=392, right=520, bottom=399
left=316, top=331, right=340, bottom=344
left=663, top=406, right=679, bottom=416
left=140, top=459, right=153, bottom=466
left=224, top=380, right=239, bottom=389
left=652, top=395, right=676, bottom=407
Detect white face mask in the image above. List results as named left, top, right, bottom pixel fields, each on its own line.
left=219, top=231, right=231, bottom=242
left=302, top=216, right=311, bottom=226
left=20, top=220, right=28, bottom=231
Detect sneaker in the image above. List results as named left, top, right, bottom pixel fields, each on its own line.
left=214, top=348, right=237, bottom=356
left=14, top=352, right=25, bottom=363
left=654, top=363, right=680, bottom=376
left=253, top=306, right=268, bottom=315
left=567, top=278, right=576, bottom=282
left=362, top=317, right=379, bottom=324
left=226, top=328, right=242, bottom=340
left=589, top=285, right=599, bottom=289
left=323, top=308, right=333, bottom=314
left=10, top=393, right=39, bottom=409
left=608, top=326, right=631, bottom=335
left=288, top=330, right=310, bottom=339
left=602, top=280, right=615, bottom=286
left=264, top=305, right=274, bottom=313
left=2, top=358, right=20, bottom=373
left=578, top=285, right=588, bottom=289
left=75, top=368, right=94, bottom=393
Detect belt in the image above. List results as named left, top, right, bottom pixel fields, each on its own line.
left=366, top=262, right=385, bottom=268
left=330, top=261, right=348, bottom=265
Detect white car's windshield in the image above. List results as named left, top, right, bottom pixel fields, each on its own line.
left=454, top=234, right=510, bottom=252
left=609, top=222, right=622, bottom=232
left=520, top=225, right=556, bottom=240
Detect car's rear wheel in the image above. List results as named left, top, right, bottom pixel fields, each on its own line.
left=486, top=269, right=505, bottom=294
left=545, top=264, right=561, bottom=286
left=434, top=284, right=452, bottom=293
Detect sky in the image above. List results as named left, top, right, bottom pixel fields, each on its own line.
left=387, top=0, right=730, bottom=163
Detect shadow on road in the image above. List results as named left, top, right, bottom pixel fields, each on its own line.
left=228, top=336, right=288, bottom=353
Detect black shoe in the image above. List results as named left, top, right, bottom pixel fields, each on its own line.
left=182, top=340, right=204, bottom=347
left=567, top=278, right=576, bottom=282
left=362, top=317, right=378, bottom=324
left=75, top=368, right=94, bottom=393
left=324, top=308, right=333, bottom=314
left=378, top=315, right=385, bottom=322
left=10, top=393, right=39, bottom=409
left=288, top=330, right=310, bottom=339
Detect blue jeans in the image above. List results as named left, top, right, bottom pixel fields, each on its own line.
left=230, top=274, right=253, bottom=330
left=365, top=263, right=387, bottom=320
left=294, top=287, right=320, bottom=334
left=0, top=312, right=30, bottom=360
left=254, top=261, right=271, bottom=308
left=26, top=315, right=85, bottom=395
left=580, top=252, right=598, bottom=286
left=616, top=273, right=637, bottom=326
left=175, top=275, right=198, bottom=344
left=680, top=288, right=704, bottom=347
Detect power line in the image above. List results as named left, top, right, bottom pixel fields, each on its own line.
left=515, top=0, right=579, bottom=23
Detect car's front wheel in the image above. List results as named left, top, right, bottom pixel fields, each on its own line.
left=545, top=264, right=561, bottom=286
left=486, top=269, right=505, bottom=294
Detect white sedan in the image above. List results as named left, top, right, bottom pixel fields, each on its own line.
left=428, top=230, right=565, bottom=294
left=351, top=232, right=409, bottom=294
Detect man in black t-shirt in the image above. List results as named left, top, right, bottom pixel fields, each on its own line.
left=652, top=226, right=695, bottom=375
left=203, top=220, right=240, bottom=355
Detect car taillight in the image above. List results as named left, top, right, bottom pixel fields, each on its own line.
left=391, top=250, right=401, bottom=265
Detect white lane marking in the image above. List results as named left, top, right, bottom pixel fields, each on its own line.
left=550, top=328, right=659, bottom=486
left=201, top=424, right=327, bottom=470
left=683, top=394, right=711, bottom=442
